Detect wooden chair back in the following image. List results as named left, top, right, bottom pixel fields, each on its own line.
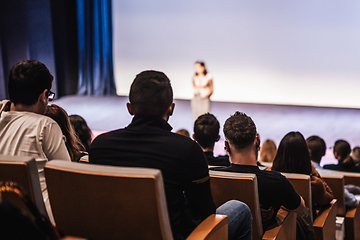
left=209, top=170, right=296, bottom=240
left=281, top=173, right=313, bottom=220
left=0, top=154, right=47, bottom=218
left=45, top=160, right=173, bottom=240
left=320, top=172, right=346, bottom=216
left=209, top=171, right=263, bottom=239
left=282, top=172, right=337, bottom=240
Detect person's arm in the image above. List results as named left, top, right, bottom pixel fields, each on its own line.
left=280, top=175, right=306, bottom=213
left=42, top=120, right=71, bottom=161
left=290, top=196, right=306, bottom=213
left=183, top=143, right=216, bottom=219
left=310, top=166, right=334, bottom=205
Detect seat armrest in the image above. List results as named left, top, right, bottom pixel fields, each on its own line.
left=313, top=199, right=337, bottom=240
left=187, top=214, right=228, bottom=240
left=262, top=208, right=296, bottom=240
left=345, top=200, right=360, bottom=240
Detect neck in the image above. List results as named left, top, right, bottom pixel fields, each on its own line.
left=230, top=149, right=258, bottom=166
left=10, top=103, right=41, bottom=114
left=201, top=146, right=214, bottom=152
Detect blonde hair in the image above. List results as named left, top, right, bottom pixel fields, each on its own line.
left=259, top=139, right=277, bottom=163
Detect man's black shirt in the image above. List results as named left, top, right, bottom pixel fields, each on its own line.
left=211, top=164, right=301, bottom=230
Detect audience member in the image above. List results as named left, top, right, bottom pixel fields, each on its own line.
left=272, top=132, right=334, bottom=208
left=69, top=114, right=92, bottom=152
left=210, top=112, right=305, bottom=231
left=259, top=139, right=277, bottom=163
left=193, top=113, right=230, bottom=166
left=175, top=128, right=190, bottom=138
left=89, top=71, right=252, bottom=240
left=45, top=105, right=84, bottom=162
left=351, top=146, right=360, bottom=164
left=306, top=135, right=359, bottom=209
left=0, top=60, right=71, bottom=222
left=323, top=140, right=360, bottom=172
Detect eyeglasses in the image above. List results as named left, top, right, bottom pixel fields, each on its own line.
left=47, top=90, right=55, bottom=101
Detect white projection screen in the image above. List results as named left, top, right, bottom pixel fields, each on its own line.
left=112, top=1, right=360, bottom=108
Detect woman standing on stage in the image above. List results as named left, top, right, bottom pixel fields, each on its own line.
left=191, top=61, right=213, bottom=120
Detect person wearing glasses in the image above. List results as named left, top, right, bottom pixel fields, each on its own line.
left=0, top=60, right=71, bottom=224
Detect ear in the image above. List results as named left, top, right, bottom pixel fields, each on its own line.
left=192, top=134, right=196, bottom=141
left=38, top=89, right=48, bottom=104
left=225, top=141, right=231, bottom=154
left=127, top=102, right=134, bottom=115
left=255, top=135, right=260, bottom=150
left=216, top=135, right=220, bottom=142
left=168, top=103, right=175, bottom=116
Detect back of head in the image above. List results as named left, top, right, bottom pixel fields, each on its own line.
left=351, top=147, right=360, bottom=163
left=194, top=113, right=220, bottom=149
left=272, top=131, right=312, bottom=175
left=259, top=139, right=277, bottom=163
left=129, top=70, right=173, bottom=116
left=175, top=129, right=190, bottom=138
left=306, top=135, right=326, bottom=164
left=223, top=111, right=257, bottom=150
left=8, top=60, right=53, bottom=106
left=69, top=114, right=92, bottom=152
left=333, top=139, right=351, bottom=161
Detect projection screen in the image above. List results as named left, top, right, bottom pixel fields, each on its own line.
left=112, top=0, right=360, bottom=108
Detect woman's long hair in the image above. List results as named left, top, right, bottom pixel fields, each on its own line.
left=272, top=131, right=312, bottom=175
left=45, top=104, right=84, bottom=161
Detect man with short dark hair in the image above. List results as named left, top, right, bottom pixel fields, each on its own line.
left=193, top=113, right=230, bottom=166
left=323, top=139, right=360, bottom=172
left=0, top=60, right=71, bottom=222
left=306, top=135, right=327, bottom=169
left=211, top=111, right=305, bottom=231
left=89, top=71, right=252, bottom=240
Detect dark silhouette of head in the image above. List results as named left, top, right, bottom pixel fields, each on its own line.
left=8, top=60, right=53, bottom=106
left=306, top=135, right=326, bottom=164
left=129, top=70, right=173, bottom=116
left=333, top=140, right=351, bottom=162
left=194, top=113, right=220, bottom=149
left=272, top=131, right=312, bottom=175
left=223, top=112, right=257, bottom=151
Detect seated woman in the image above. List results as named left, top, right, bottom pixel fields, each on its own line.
left=45, top=105, right=84, bottom=162
left=272, top=132, right=334, bottom=210
left=69, top=114, right=92, bottom=152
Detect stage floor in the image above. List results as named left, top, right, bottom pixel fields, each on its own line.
left=53, top=95, right=360, bottom=165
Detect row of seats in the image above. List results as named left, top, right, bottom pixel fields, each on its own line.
left=1, top=154, right=360, bottom=240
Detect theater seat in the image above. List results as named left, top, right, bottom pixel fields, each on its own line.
left=0, top=155, right=48, bottom=219
left=282, top=173, right=337, bottom=240
left=209, top=170, right=297, bottom=240
left=322, top=171, right=360, bottom=240
left=45, top=160, right=228, bottom=240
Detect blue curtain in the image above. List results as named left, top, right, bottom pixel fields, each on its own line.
left=77, top=0, right=116, bottom=96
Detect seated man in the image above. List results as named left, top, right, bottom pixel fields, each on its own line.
left=307, top=136, right=360, bottom=209
left=89, top=70, right=252, bottom=240
left=211, top=112, right=305, bottom=231
left=323, top=139, right=360, bottom=172
left=0, top=60, right=71, bottom=222
left=193, top=113, right=230, bottom=166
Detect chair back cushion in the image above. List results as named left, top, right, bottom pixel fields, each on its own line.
left=0, top=155, right=47, bottom=217
left=45, top=160, right=172, bottom=240
left=209, top=170, right=263, bottom=239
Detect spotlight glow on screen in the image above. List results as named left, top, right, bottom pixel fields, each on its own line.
left=112, top=0, right=360, bottom=108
